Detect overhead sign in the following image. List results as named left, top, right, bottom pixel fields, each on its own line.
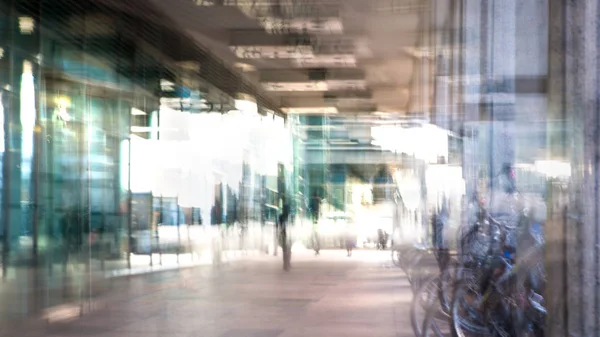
left=230, top=45, right=313, bottom=59
left=263, top=81, right=327, bottom=91
left=292, top=54, right=357, bottom=68
left=246, top=2, right=340, bottom=18
left=262, top=80, right=367, bottom=92
left=259, top=17, right=343, bottom=35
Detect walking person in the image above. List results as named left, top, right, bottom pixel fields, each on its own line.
left=279, top=198, right=291, bottom=271
left=345, top=222, right=355, bottom=257
left=309, top=192, right=321, bottom=255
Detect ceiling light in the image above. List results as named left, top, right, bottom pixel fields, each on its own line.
left=160, top=79, right=176, bottom=91
left=281, top=107, right=338, bottom=114
left=19, top=17, right=34, bottom=34
left=404, top=47, right=435, bottom=59
left=234, top=62, right=257, bottom=72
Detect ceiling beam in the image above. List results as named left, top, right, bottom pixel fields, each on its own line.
left=279, top=96, right=374, bottom=108
left=268, top=89, right=372, bottom=98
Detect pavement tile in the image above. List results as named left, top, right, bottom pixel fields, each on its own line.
left=28, top=250, right=416, bottom=337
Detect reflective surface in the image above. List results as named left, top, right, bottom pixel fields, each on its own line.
left=0, top=0, right=598, bottom=336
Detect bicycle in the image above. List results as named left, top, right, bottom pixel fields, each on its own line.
left=408, top=204, right=547, bottom=337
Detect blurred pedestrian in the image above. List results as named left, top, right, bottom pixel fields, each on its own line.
left=309, top=192, right=321, bottom=255
left=279, top=199, right=291, bottom=271
left=345, top=223, right=354, bottom=257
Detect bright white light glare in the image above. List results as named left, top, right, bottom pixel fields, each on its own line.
left=130, top=126, right=178, bottom=133
left=20, top=60, right=35, bottom=159
left=0, top=48, right=4, bottom=59
left=131, top=108, right=147, bottom=116
left=396, top=174, right=421, bottom=211
left=124, top=95, right=292, bottom=214
left=371, top=123, right=448, bottom=164
left=160, top=79, right=175, bottom=91
left=425, top=165, right=466, bottom=203
left=150, top=110, right=159, bottom=140
left=282, top=107, right=338, bottom=114
left=534, top=160, right=571, bottom=178
left=157, top=106, right=190, bottom=141
left=351, top=184, right=373, bottom=206
left=128, top=137, right=155, bottom=193
left=54, top=96, right=72, bottom=122
left=0, top=92, right=4, bottom=152
left=131, top=126, right=153, bottom=133
left=19, top=17, right=35, bottom=34
left=234, top=98, right=258, bottom=115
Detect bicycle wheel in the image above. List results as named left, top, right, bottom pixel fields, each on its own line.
left=421, top=265, right=456, bottom=337
left=400, top=246, right=415, bottom=272
left=411, top=275, right=444, bottom=337
left=422, top=301, right=452, bottom=337
left=450, top=282, right=491, bottom=337
left=408, top=251, right=438, bottom=294
left=406, top=250, right=425, bottom=282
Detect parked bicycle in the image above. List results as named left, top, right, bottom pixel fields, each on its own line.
left=396, top=203, right=547, bottom=337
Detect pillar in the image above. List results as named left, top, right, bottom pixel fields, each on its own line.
left=546, top=0, right=600, bottom=336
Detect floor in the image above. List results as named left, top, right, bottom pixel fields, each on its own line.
left=33, top=250, right=414, bottom=337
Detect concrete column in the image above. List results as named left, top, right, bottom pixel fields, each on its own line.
left=546, top=0, right=600, bottom=336
left=485, top=0, right=516, bottom=180
left=460, top=0, right=517, bottom=194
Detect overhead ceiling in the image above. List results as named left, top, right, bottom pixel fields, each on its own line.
left=145, top=0, right=454, bottom=119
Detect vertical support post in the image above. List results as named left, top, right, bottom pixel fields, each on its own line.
left=176, top=196, right=180, bottom=264
left=159, top=195, right=163, bottom=266
left=546, top=1, right=600, bottom=336
left=126, top=100, right=133, bottom=270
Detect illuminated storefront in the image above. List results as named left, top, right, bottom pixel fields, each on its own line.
left=0, top=0, right=291, bottom=316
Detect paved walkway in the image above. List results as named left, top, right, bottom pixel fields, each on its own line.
left=37, top=250, right=414, bottom=337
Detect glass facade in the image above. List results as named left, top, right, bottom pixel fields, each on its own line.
left=0, top=0, right=292, bottom=316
